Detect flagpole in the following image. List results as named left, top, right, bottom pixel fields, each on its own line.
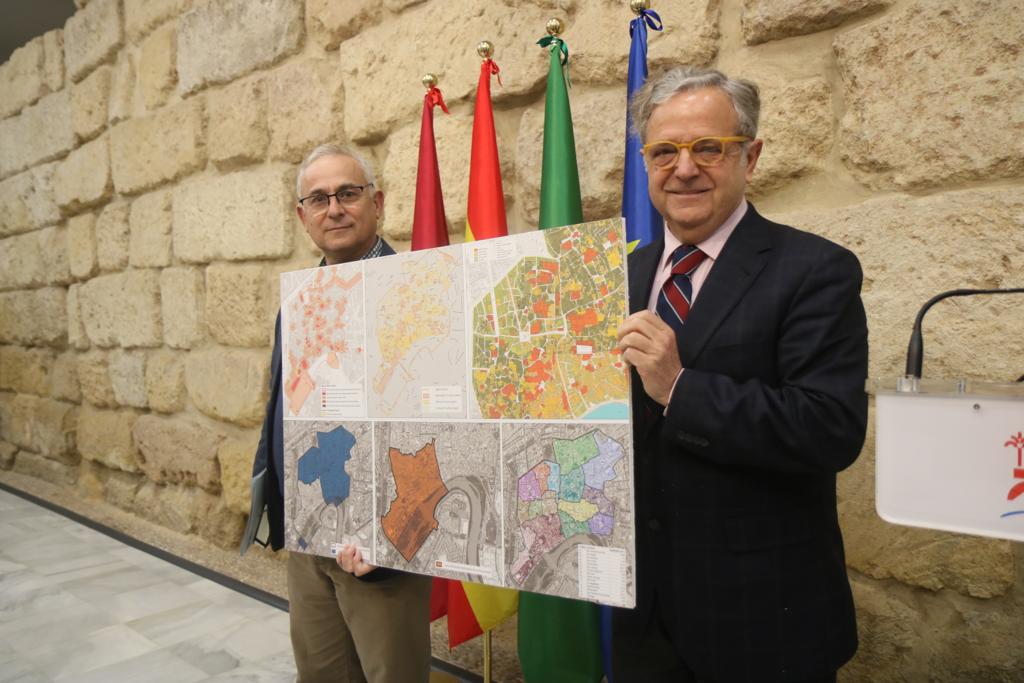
left=483, top=629, right=492, bottom=683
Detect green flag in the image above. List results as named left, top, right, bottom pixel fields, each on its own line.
left=517, top=34, right=604, bottom=683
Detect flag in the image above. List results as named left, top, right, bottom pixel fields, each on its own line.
left=430, top=579, right=519, bottom=648
left=464, top=56, right=507, bottom=242
left=622, top=7, right=664, bottom=248
left=411, top=82, right=450, bottom=250
left=428, top=52, right=518, bottom=650
left=517, top=32, right=604, bottom=683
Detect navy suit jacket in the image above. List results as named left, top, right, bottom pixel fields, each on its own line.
left=616, top=204, right=868, bottom=681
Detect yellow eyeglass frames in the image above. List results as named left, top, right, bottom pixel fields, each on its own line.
left=640, top=136, right=751, bottom=168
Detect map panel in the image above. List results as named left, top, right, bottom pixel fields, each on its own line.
left=364, top=246, right=467, bottom=418
left=284, top=420, right=376, bottom=559
left=503, top=422, right=634, bottom=607
left=280, top=264, right=367, bottom=419
left=466, top=218, right=629, bottom=420
left=374, top=422, right=504, bottom=583
left=280, top=219, right=634, bottom=605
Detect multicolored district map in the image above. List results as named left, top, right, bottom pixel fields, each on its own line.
left=284, top=420, right=376, bottom=558
left=504, top=423, right=634, bottom=607
left=466, top=219, right=629, bottom=420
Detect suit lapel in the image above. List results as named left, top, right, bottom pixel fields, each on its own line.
left=678, top=206, right=773, bottom=365
left=628, top=239, right=663, bottom=314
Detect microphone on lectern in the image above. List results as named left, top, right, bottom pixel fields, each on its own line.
left=904, top=287, right=1024, bottom=381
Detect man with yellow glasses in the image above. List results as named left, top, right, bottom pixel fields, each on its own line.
left=614, top=66, right=868, bottom=683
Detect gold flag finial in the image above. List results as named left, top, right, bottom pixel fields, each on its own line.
left=630, top=0, right=651, bottom=14
left=477, top=40, right=494, bottom=59
left=545, top=17, right=565, bottom=36
left=422, top=73, right=437, bottom=89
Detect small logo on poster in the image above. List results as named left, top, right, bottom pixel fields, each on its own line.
left=1002, top=431, right=1024, bottom=519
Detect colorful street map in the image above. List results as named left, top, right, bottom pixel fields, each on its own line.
left=282, top=219, right=634, bottom=606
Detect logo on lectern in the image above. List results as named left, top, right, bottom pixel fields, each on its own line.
left=1002, top=431, right=1024, bottom=519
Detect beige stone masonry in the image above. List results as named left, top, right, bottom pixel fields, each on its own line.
left=66, top=284, right=89, bottom=350
left=107, top=50, right=145, bottom=125
left=76, top=350, right=116, bottom=408
left=748, top=76, right=833, bottom=196
left=742, top=0, right=888, bottom=45
left=835, top=0, right=1024, bottom=190
left=0, top=90, right=76, bottom=180
left=207, top=77, right=268, bottom=170
left=50, top=352, right=82, bottom=403
left=63, top=0, right=123, bottom=83
left=515, top=88, right=626, bottom=227
left=78, top=270, right=162, bottom=348
left=42, top=30, right=64, bottom=91
left=12, top=450, right=77, bottom=486
left=67, top=213, right=98, bottom=280
left=77, top=405, right=140, bottom=472
left=71, top=64, right=112, bottom=141
left=305, top=0, right=378, bottom=51
left=145, top=349, right=185, bottom=413
left=0, top=288, right=67, bottom=347
left=54, top=136, right=113, bottom=212
left=172, top=167, right=294, bottom=263
left=205, top=264, right=269, bottom=348
left=108, top=349, right=148, bottom=408
left=97, top=465, right=144, bottom=511
left=217, top=430, right=260, bottom=515
left=110, top=97, right=205, bottom=195
left=0, top=227, right=69, bottom=292
left=0, top=232, right=46, bottom=291
left=138, top=22, right=178, bottom=110
left=0, top=441, right=15, bottom=470
left=267, top=59, right=343, bottom=163
left=159, top=267, right=205, bottom=349
left=95, top=201, right=130, bottom=272
left=129, top=190, right=172, bottom=268
left=0, top=37, right=46, bottom=119
left=125, top=0, right=194, bottom=42
left=184, top=348, right=268, bottom=427
left=177, top=0, right=303, bottom=95
left=134, top=480, right=244, bottom=549
left=0, top=346, right=54, bottom=396
left=0, top=394, right=77, bottom=463
left=133, top=414, right=223, bottom=492
left=0, top=163, right=61, bottom=238
left=339, top=2, right=553, bottom=143
left=38, top=225, right=72, bottom=287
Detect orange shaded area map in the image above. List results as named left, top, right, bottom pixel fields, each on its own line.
left=381, top=439, right=450, bottom=561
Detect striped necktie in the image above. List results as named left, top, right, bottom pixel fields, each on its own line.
left=655, top=244, right=706, bottom=338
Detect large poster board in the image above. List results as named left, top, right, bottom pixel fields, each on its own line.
left=281, top=218, right=635, bottom=607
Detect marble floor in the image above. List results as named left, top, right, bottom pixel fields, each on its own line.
left=0, top=488, right=471, bottom=683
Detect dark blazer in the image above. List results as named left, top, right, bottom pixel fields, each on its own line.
left=615, top=204, right=868, bottom=682
left=240, top=239, right=398, bottom=582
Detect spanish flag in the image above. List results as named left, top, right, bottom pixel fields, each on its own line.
left=429, top=50, right=518, bottom=648
left=464, top=53, right=507, bottom=242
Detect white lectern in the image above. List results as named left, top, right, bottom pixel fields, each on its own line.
left=868, top=378, right=1024, bottom=542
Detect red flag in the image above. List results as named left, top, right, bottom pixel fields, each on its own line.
left=411, top=85, right=450, bottom=250
left=464, top=57, right=507, bottom=242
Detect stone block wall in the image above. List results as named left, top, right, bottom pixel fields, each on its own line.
left=0, top=0, right=1021, bottom=680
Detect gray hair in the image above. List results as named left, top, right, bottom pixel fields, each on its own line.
left=295, top=144, right=377, bottom=199
left=629, top=66, right=760, bottom=143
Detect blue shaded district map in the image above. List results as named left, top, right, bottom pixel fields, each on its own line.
left=297, top=426, right=355, bottom=505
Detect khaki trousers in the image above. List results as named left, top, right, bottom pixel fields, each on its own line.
left=287, top=552, right=432, bottom=683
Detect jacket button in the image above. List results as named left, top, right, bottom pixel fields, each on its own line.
left=647, top=518, right=661, bottom=531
